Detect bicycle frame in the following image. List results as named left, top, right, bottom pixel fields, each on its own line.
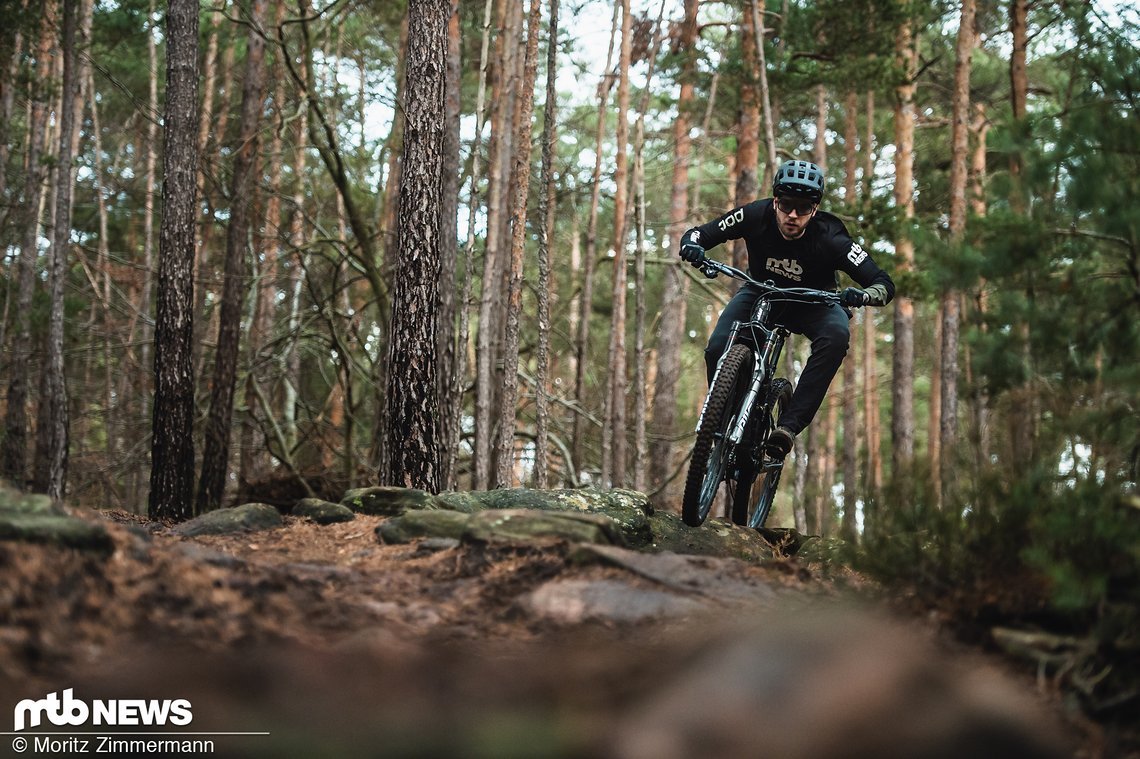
left=683, top=256, right=846, bottom=529
left=696, top=263, right=797, bottom=446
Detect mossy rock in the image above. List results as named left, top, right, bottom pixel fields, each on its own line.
left=293, top=498, right=356, bottom=525
left=341, top=486, right=440, bottom=516
left=379, top=505, right=629, bottom=548
left=646, top=512, right=777, bottom=562
left=0, top=513, right=114, bottom=554
left=174, top=503, right=283, bottom=537
left=0, top=483, right=113, bottom=554
left=0, top=487, right=62, bottom=517
left=463, top=508, right=624, bottom=547
left=436, top=487, right=651, bottom=544
left=376, top=509, right=471, bottom=544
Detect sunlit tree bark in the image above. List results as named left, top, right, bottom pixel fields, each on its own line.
left=494, top=0, right=541, bottom=488
left=602, top=0, right=632, bottom=488
left=533, top=0, right=560, bottom=489
left=648, top=0, right=698, bottom=500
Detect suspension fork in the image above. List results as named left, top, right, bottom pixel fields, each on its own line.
left=727, top=308, right=788, bottom=446
left=693, top=317, right=749, bottom=432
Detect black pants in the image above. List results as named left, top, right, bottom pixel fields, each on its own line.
left=704, top=285, right=851, bottom=436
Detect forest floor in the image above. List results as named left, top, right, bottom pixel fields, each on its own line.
left=0, top=504, right=1117, bottom=758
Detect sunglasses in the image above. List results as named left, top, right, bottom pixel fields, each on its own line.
left=775, top=197, right=817, bottom=216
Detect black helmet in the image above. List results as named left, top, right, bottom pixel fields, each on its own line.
left=772, top=159, right=824, bottom=202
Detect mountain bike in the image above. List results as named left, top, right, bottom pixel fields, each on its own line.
left=681, top=257, right=847, bottom=529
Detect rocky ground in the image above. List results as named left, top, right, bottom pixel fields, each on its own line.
left=0, top=484, right=1099, bottom=757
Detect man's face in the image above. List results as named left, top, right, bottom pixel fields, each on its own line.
left=775, top=195, right=817, bottom=240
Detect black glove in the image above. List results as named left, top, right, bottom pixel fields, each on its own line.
left=841, top=287, right=870, bottom=307
left=680, top=241, right=706, bottom=266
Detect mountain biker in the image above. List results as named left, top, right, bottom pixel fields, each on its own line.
left=678, top=159, right=895, bottom=458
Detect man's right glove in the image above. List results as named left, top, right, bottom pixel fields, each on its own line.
left=841, top=287, right=871, bottom=307
left=680, top=241, right=706, bottom=266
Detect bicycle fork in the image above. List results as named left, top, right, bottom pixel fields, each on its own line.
left=728, top=329, right=787, bottom=446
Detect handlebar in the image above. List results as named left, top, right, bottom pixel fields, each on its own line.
left=695, top=257, right=843, bottom=305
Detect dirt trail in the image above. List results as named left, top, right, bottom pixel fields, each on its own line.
left=0, top=510, right=1081, bottom=758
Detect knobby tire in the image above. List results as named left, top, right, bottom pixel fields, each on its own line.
left=682, top=344, right=751, bottom=527
left=731, top=378, right=792, bottom=529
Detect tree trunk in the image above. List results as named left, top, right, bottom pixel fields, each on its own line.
left=748, top=0, right=778, bottom=179
left=494, top=0, right=541, bottom=488
left=438, top=0, right=462, bottom=489
left=35, top=0, right=80, bottom=500
left=0, top=9, right=23, bottom=235
left=149, top=0, right=201, bottom=521
left=456, top=0, right=495, bottom=488
left=1008, top=0, right=1035, bottom=470
left=648, top=0, right=698, bottom=500
left=891, top=12, right=917, bottom=476
left=474, top=0, right=520, bottom=489
left=734, top=3, right=761, bottom=272
left=843, top=90, right=858, bottom=204
left=628, top=2, right=667, bottom=493
left=968, top=101, right=991, bottom=473
left=533, top=0, right=560, bottom=489
left=940, top=0, right=975, bottom=505
left=87, top=67, right=117, bottom=504
left=862, top=91, right=883, bottom=502
left=241, top=0, right=290, bottom=490
left=813, top=84, right=828, bottom=167
left=379, top=14, right=408, bottom=264
left=191, top=1, right=227, bottom=378
left=382, top=0, right=449, bottom=492
left=197, top=0, right=269, bottom=512
left=929, top=315, right=942, bottom=485
left=840, top=94, right=859, bottom=541
left=3, top=0, right=55, bottom=485
left=602, top=0, right=632, bottom=488
left=817, top=395, right=839, bottom=536
left=283, top=6, right=311, bottom=454
left=572, top=0, right=619, bottom=482
left=138, top=0, right=159, bottom=422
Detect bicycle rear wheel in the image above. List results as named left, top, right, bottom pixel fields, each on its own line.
left=731, top=378, right=792, bottom=528
left=682, top=344, right=751, bottom=527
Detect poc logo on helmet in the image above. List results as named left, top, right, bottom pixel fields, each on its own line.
left=13, top=689, right=193, bottom=731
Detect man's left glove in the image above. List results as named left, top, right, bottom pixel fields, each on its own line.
left=679, top=241, right=706, bottom=267
left=841, top=287, right=870, bottom=307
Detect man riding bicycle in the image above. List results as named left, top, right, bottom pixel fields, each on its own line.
left=679, top=159, right=895, bottom=458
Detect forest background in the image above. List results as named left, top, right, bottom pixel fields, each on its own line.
left=0, top=0, right=1138, bottom=731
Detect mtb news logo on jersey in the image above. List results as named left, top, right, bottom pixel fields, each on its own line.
left=766, top=257, right=803, bottom=281
left=13, top=689, right=193, bottom=732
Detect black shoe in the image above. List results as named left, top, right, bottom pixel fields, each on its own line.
left=765, top=426, right=795, bottom=458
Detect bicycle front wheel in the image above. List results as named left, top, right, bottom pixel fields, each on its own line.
left=682, top=344, right=752, bottom=527
left=731, top=378, right=792, bottom=528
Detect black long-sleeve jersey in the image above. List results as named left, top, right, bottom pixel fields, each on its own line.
left=681, top=198, right=895, bottom=304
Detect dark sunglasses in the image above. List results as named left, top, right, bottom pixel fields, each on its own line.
left=775, top=197, right=817, bottom=216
